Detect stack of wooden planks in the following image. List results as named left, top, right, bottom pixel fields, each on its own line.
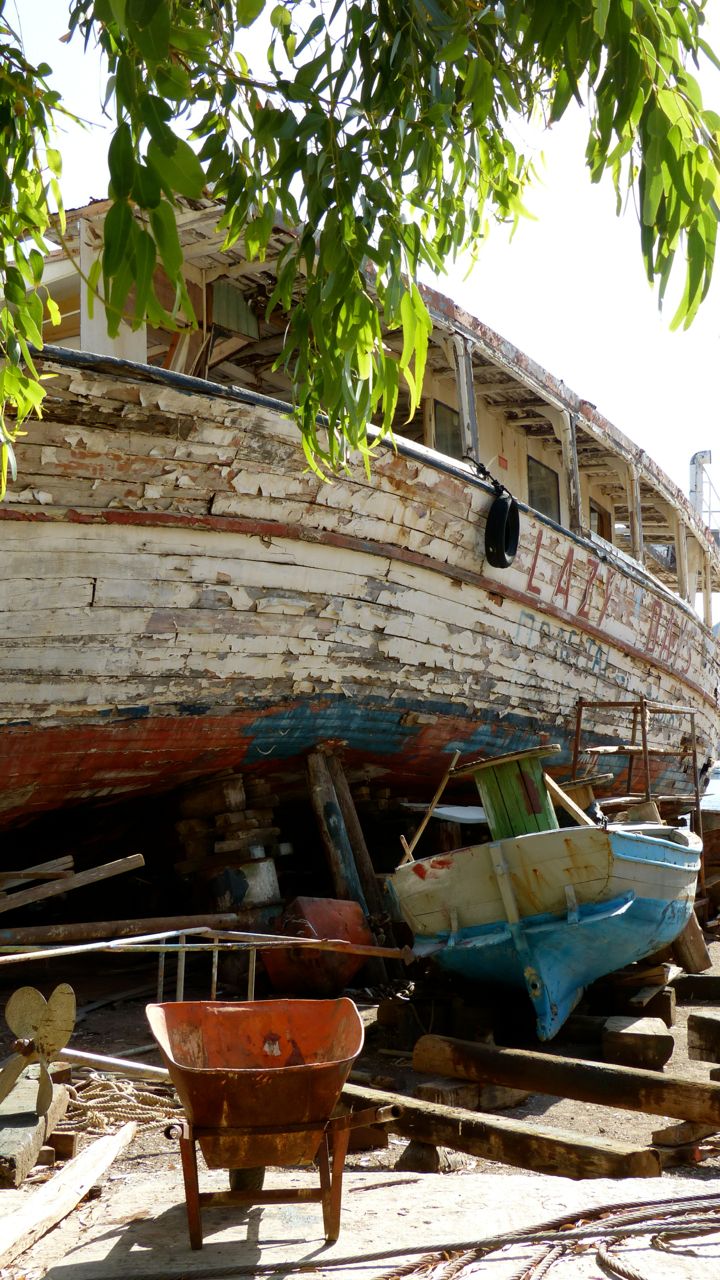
left=174, top=770, right=282, bottom=907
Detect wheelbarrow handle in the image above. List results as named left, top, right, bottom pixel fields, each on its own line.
left=164, top=1105, right=402, bottom=1144
left=326, top=1104, right=402, bottom=1132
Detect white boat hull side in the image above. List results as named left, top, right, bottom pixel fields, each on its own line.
left=0, top=363, right=717, bottom=822
left=390, top=826, right=699, bottom=936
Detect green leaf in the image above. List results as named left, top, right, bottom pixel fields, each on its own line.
left=133, top=3, right=171, bottom=63
left=147, top=136, right=205, bottom=199
left=149, top=198, right=183, bottom=276
left=131, top=224, right=156, bottom=322
left=132, top=160, right=162, bottom=208
left=236, top=0, right=266, bottom=28
left=127, top=0, right=164, bottom=28
left=102, top=199, right=134, bottom=277
left=108, top=122, right=135, bottom=199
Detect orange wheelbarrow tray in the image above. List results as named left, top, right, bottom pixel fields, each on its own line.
left=146, top=997, right=399, bottom=1247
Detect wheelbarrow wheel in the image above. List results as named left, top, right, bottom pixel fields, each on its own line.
left=229, top=1166, right=266, bottom=1192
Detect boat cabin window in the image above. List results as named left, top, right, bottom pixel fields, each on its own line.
left=527, top=456, right=561, bottom=523
left=434, top=401, right=463, bottom=460
left=590, top=500, right=613, bottom=542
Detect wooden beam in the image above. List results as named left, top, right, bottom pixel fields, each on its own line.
left=550, top=409, right=583, bottom=534
left=0, top=855, right=145, bottom=916
left=0, top=1122, right=136, bottom=1267
left=0, top=913, right=244, bottom=946
left=674, top=513, right=690, bottom=601
left=340, top=1082, right=660, bottom=1179
left=0, top=858, right=74, bottom=893
left=601, top=1016, right=674, bottom=1071
left=626, top=464, right=644, bottom=564
left=412, top=1034, right=720, bottom=1125
left=673, top=973, right=720, bottom=1003
left=324, top=751, right=387, bottom=920
left=671, top=914, right=712, bottom=974
left=306, top=751, right=367, bottom=908
left=687, top=1012, right=720, bottom=1064
left=544, top=774, right=595, bottom=827
left=0, top=1075, right=69, bottom=1188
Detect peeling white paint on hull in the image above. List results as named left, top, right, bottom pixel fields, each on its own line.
left=0, top=365, right=718, bottom=827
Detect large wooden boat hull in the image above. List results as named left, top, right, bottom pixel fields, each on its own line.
left=0, top=355, right=719, bottom=827
left=389, top=825, right=700, bottom=1038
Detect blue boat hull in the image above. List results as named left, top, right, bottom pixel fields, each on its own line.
left=415, top=889, right=693, bottom=1039
left=392, top=825, right=700, bottom=1039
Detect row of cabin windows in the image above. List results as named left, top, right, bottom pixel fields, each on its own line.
left=432, top=400, right=612, bottom=539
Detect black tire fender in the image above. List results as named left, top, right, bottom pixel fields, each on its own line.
left=485, top=493, right=520, bottom=568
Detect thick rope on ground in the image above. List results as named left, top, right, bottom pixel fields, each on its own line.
left=55, top=1073, right=181, bottom=1134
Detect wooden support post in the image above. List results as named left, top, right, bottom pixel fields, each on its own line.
left=341, top=1082, right=660, bottom=1179
left=544, top=774, right=595, bottom=827
left=306, top=751, right=388, bottom=984
left=671, top=913, right=712, bottom=974
left=703, top=553, right=713, bottom=627
left=601, top=1016, right=674, bottom=1071
left=452, top=335, right=480, bottom=460
left=398, top=751, right=460, bottom=863
left=307, top=752, right=367, bottom=908
left=412, top=1034, right=720, bottom=1125
left=687, top=1011, right=720, bottom=1064
left=551, top=409, right=583, bottom=534
left=626, top=464, right=644, bottom=565
left=674, top=514, right=690, bottom=602
left=324, top=751, right=386, bottom=920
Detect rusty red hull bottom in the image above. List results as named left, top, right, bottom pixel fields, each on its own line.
left=0, top=694, right=677, bottom=829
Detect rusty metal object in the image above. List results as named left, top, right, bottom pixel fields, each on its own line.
left=147, top=998, right=391, bottom=1247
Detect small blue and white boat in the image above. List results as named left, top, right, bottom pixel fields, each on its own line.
left=389, top=822, right=701, bottom=1039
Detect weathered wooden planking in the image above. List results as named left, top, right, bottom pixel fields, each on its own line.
left=0, top=364, right=716, bottom=824
left=0, top=1074, right=69, bottom=1188
left=0, top=855, right=144, bottom=915
left=671, top=914, right=712, bottom=974
left=0, top=1122, right=136, bottom=1267
left=412, top=1034, right=720, bottom=1124
left=601, top=1016, right=674, bottom=1070
left=673, top=973, right=720, bottom=1003
left=341, top=1082, right=661, bottom=1179
left=687, top=1012, right=720, bottom=1064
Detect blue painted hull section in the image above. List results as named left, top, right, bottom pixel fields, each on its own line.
left=404, top=827, right=699, bottom=1040
left=415, top=891, right=693, bottom=1039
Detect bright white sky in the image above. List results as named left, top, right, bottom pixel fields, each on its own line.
left=14, top=0, right=720, bottom=519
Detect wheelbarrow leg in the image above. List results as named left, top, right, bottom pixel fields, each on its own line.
left=178, top=1126, right=203, bottom=1250
left=321, top=1127, right=350, bottom=1244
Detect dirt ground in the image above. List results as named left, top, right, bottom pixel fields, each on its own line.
left=2, top=942, right=720, bottom=1278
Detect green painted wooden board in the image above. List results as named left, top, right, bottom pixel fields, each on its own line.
left=472, top=754, right=558, bottom=840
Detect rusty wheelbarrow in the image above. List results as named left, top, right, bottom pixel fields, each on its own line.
left=146, top=998, right=398, bottom=1247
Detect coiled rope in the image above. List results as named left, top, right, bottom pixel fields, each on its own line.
left=55, top=1073, right=181, bottom=1134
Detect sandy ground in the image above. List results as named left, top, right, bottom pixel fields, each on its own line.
left=2, top=946, right=720, bottom=1278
